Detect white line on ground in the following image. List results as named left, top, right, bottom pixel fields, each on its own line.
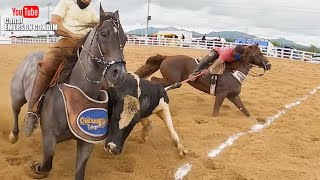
left=174, top=85, right=320, bottom=180
left=174, top=163, right=192, bottom=180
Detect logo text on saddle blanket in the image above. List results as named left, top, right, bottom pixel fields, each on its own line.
left=77, top=108, right=108, bottom=137
left=231, top=71, right=246, bottom=83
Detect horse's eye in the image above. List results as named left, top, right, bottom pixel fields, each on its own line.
left=101, top=32, right=107, bottom=37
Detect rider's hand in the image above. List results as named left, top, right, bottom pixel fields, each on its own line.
left=188, top=72, right=199, bottom=82
left=201, top=69, right=211, bottom=77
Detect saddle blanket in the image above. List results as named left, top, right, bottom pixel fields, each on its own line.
left=59, top=83, right=109, bottom=144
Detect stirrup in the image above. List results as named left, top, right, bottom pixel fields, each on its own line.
left=23, top=112, right=40, bottom=126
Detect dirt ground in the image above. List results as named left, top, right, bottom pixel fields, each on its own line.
left=0, top=44, right=320, bottom=180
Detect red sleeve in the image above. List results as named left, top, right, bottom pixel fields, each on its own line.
left=214, top=47, right=234, bottom=62
left=218, top=51, right=230, bottom=62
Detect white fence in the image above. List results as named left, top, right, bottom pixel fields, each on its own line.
left=9, top=36, right=320, bottom=62
left=11, top=37, right=60, bottom=44
left=127, top=37, right=319, bottom=61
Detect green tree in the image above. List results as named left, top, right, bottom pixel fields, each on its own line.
left=306, top=45, right=320, bottom=53
left=271, top=41, right=281, bottom=47
left=225, top=38, right=235, bottom=42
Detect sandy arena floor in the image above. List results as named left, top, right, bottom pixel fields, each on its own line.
left=0, top=44, right=320, bottom=180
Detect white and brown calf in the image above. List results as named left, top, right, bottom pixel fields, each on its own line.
left=105, top=73, right=188, bottom=156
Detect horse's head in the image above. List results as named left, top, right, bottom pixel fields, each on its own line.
left=79, top=4, right=127, bottom=87
left=243, top=44, right=271, bottom=71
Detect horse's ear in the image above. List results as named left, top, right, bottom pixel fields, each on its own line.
left=254, top=43, right=259, bottom=48
left=114, top=10, right=120, bottom=20
left=100, top=3, right=107, bottom=21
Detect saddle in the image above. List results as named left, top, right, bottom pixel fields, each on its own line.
left=49, top=53, right=78, bottom=87
left=209, top=63, right=225, bottom=75
left=194, top=58, right=225, bottom=75
left=194, top=58, right=221, bottom=96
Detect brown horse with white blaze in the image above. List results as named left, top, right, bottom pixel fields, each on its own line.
left=135, top=44, right=271, bottom=119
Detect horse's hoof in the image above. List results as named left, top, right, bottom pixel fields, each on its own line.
left=141, top=135, right=148, bottom=142
left=211, top=113, right=218, bottom=117
left=178, top=144, right=188, bottom=157
left=179, top=149, right=189, bottom=157
left=141, top=129, right=150, bottom=142
left=249, top=116, right=265, bottom=123
left=256, top=117, right=266, bottom=123
left=8, top=131, right=19, bottom=144
left=27, top=162, right=50, bottom=179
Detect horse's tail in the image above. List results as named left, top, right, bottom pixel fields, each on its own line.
left=135, top=54, right=167, bottom=78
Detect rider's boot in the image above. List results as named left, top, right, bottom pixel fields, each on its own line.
left=189, top=51, right=217, bottom=82
left=192, top=50, right=218, bottom=74
left=23, top=71, right=52, bottom=137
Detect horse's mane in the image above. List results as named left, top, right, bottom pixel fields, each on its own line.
left=77, top=33, right=90, bottom=48
left=68, top=11, right=120, bottom=61
left=75, top=11, right=116, bottom=49
left=225, top=47, right=250, bottom=70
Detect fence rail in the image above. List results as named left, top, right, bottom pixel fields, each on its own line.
left=9, top=37, right=320, bottom=62
left=126, top=37, right=319, bottom=61
left=11, top=37, right=60, bottom=44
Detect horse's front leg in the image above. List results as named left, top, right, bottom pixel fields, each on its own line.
left=212, top=93, right=226, bottom=117
left=228, top=95, right=251, bottom=117
left=75, top=140, right=94, bottom=180
left=30, top=134, right=56, bottom=179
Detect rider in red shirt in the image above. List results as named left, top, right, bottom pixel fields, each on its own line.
left=189, top=45, right=245, bottom=80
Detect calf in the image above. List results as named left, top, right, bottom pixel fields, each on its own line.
left=105, top=72, right=188, bottom=156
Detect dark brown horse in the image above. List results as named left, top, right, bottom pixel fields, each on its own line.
left=9, top=7, right=127, bottom=180
left=135, top=44, right=271, bottom=119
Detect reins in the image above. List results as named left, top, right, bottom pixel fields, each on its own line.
left=164, top=71, right=204, bottom=91
left=245, top=64, right=266, bottom=77
left=77, top=18, right=126, bottom=84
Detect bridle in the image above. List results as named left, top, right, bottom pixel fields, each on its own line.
left=242, top=51, right=271, bottom=77
left=78, top=18, right=126, bottom=84
left=246, top=64, right=266, bottom=77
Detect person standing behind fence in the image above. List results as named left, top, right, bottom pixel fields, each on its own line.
left=202, top=34, right=206, bottom=41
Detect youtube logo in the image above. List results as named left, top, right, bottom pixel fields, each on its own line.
left=12, top=6, right=39, bottom=18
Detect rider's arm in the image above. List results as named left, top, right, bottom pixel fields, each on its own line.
left=51, top=0, right=80, bottom=39
left=90, top=9, right=99, bottom=27
left=51, top=15, right=78, bottom=38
